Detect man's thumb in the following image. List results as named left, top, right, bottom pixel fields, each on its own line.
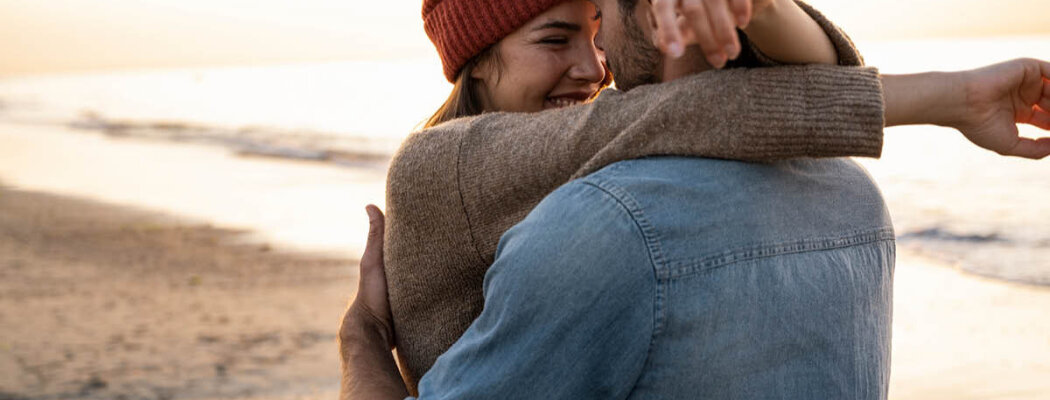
left=362, top=204, right=385, bottom=269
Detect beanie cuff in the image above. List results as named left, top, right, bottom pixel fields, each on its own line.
left=424, top=0, right=567, bottom=82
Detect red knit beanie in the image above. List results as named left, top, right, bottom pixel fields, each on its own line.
left=423, top=0, right=569, bottom=82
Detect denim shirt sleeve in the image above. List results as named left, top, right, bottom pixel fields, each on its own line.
left=409, top=181, right=658, bottom=400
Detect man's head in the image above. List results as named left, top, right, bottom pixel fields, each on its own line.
left=592, top=0, right=661, bottom=91
left=594, top=0, right=710, bottom=91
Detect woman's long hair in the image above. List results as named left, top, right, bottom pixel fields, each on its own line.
left=423, top=47, right=502, bottom=129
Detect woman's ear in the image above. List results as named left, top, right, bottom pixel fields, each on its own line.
left=470, top=58, right=493, bottom=82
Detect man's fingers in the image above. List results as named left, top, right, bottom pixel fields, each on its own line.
left=1005, top=137, right=1050, bottom=160
left=729, top=0, right=751, bottom=28
left=652, top=0, right=685, bottom=58
left=703, top=0, right=740, bottom=62
left=362, top=204, right=385, bottom=273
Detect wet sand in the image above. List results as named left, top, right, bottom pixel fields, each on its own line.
left=888, top=252, right=1050, bottom=399
left=0, top=188, right=350, bottom=400
left=2, top=124, right=1049, bottom=399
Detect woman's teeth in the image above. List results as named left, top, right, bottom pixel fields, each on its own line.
left=547, top=97, right=582, bottom=108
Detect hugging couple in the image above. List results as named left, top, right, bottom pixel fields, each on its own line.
left=340, top=0, right=1050, bottom=398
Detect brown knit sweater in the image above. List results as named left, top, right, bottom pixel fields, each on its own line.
left=385, top=2, right=885, bottom=392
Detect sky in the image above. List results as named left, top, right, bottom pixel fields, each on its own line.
left=1, top=0, right=1048, bottom=75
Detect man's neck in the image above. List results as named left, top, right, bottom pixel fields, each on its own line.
left=661, top=45, right=713, bottom=82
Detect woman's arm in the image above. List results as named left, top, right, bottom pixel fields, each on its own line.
left=656, top=0, right=845, bottom=68
left=883, top=59, right=1050, bottom=159
left=741, top=0, right=838, bottom=65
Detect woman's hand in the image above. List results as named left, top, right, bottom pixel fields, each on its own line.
left=954, top=58, right=1050, bottom=159
left=884, top=58, right=1050, bottom=159
left=339, top=204, right=395, bottom=350
left=651, top=0, right=777, bottom=67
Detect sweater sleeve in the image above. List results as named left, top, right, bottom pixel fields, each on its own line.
left=457, top=64, right=884, bottom=263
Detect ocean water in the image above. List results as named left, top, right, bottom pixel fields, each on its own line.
left=0, top=58, right=453, bottom=165
left=0, top=37, right=1047, bottom=285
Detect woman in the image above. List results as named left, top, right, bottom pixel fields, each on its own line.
left=346, top=0, right=1050, bottom=395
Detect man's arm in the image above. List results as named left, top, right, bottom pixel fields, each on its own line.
left=339, top=206, right=407, bottom=400
left=339, top=308, right=406, bottom=400
left=362, top=181, right=658, bottom=399
left=416, top=181, right=655, bottom=399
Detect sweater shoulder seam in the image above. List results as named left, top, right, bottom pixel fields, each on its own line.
left=456, top=119, right=490, bottom=266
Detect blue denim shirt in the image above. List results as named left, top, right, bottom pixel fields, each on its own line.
left=411, top=157, right=895, bottom=400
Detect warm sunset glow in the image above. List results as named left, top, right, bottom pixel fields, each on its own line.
left=0, top=0, right=1048, bottom=75
left=0, top=0, right=433, bottom=75
left=805, top=0, right=1050, bottom=40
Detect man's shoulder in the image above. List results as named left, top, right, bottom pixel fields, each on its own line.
left=569, top=156, right=893, bottom=263
left=580, top=156, right=874, bottom=189
left=490, top=174, right=658, bottom=306
left=504, top=176, right=646, bottom=253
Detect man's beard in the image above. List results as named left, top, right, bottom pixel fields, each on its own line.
left=607, top=12, right=661, bottom=92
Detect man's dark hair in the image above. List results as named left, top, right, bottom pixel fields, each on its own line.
left=617, top=0, right=638, bottom=15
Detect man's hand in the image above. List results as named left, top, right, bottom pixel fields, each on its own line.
left=953, top=58, right=1050, bottom=159
left=651, top=0, right=777, bottom=68
left=339, top=205, right=407, bottom=400
left=340, top=204, right=395, bottom=348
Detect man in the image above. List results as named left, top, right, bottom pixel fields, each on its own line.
left=340, top=0, right=1050, bottom=398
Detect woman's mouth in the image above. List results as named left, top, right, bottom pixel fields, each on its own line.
left=544, top=91, right=595, bottom=109
left=545, top=96, right=584, bottom=109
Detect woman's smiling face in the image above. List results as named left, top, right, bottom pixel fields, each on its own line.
left=471, top=0, right=608, bottom=113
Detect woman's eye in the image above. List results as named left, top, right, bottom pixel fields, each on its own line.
left=539, top=37, right=569, bottom=45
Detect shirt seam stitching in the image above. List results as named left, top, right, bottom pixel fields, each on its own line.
left=579, top=178, right=667, bottom=399
left=665, top=228, right=896, bottom=278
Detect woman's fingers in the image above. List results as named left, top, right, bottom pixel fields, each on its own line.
left=1027, top=107, right=1050, bottom=131
left=679, top=0, right=722, bottom=65
left=1005, top=137, right=1050, bottom=160
left=651, top=0, right=748, bottom=66
left=729, top=0, right=752, bottom=28
left=651, top=0, right=685, bottom=58
left=1039, top=77, right=1050, bottom=112
left=703, top=0, right=740, bottom=63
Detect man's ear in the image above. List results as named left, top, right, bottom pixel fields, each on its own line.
left=638, top=1, right=661, bottom=49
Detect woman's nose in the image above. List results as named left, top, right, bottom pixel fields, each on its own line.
left=568, top=44, right=607, bottom=84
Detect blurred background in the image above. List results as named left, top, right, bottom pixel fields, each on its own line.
left=0, top=1, right=1047, bottom=399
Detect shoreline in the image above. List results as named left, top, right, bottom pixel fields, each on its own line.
left=0, top=122, right=385, bottom=259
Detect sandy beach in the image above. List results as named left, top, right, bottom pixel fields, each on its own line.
left=2, top=124, right=1049, bottom=399
left=0, top=188, right=349, bottom=400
